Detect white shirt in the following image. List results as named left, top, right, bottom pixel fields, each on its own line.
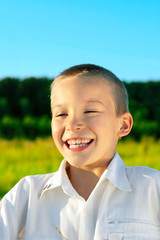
left=1, top=152, right=160, bottom=240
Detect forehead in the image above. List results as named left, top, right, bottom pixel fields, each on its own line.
left=51, top=75, right=115, bottom=107
left=53, top=75, right=111, bottom=93
left=52, top=74, right=113, bottom=92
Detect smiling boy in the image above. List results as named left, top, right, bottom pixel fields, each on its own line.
left=51, top=68, right=132, bottom=201
left=1, top=64, right=160, bottom=239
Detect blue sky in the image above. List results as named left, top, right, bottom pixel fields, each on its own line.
left=0, top=0, right=160, bottom=81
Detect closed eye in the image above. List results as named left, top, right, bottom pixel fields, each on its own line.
left=56, top=113, right=68, bottom=117
left=84, top=110, right=99, bottom=114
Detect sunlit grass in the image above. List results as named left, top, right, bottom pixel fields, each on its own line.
left=0, top=137, right=62, bottom=199
left=117, top=137, right=160, bottom=169
left=0, top=137, right=160, bottom=199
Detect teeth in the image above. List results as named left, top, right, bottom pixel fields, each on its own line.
left=69, top=143, right=87, bottom=149
left=66, top=139, right=92, bottom=149
left=67, top=139, right=91, bottom=145
left=67, top=140, right=75, bottom=144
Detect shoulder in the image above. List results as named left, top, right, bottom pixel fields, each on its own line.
left=22, top=172, right=56, bottom=188
left=125, top=165, right=160, bottom=190
left=126, top=165, right=160, bottom=178
left=1, top=171, right=58, bottom=203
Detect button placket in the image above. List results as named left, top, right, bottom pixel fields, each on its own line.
left=79, top=202, right=93, bottom=240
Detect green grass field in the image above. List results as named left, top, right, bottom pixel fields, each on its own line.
left=0, top=137, right=160, bottom=199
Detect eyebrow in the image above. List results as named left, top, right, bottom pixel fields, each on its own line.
left=53, top=100, right=104, bottom=109
left=86, top=100, right=104, bottom=105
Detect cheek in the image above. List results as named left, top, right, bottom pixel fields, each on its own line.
left=51, top=118, right=61, bottom=130
left=88, top=116, right=108, bottom=129
left=51, top=119, right=63, bottom=139
left=91, top=116, right=118, bottom=137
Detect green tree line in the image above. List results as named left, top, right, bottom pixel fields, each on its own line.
left=0, top=77, right=160, bottom=139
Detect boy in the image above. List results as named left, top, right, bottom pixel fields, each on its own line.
left=0, top=64, right=160, bottom=239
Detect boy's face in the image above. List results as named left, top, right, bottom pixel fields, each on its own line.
left=51, top=76, right=123, bottom=171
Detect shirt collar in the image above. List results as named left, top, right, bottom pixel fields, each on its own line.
left=104, top=152, right=132, bottom=192
left=39, top=160, right=67, bottom=197
left=40, top=152, right=132, bottom=197
left=40, top=160, right=82, bottom=199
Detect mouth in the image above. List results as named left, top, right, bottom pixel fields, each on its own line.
left=65, top=138, right=94, bottom=151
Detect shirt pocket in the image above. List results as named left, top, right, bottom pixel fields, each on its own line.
left=103, top=218, right=160, bottom=240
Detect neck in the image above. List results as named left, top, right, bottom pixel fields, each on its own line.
left=66, top=164, right=108, bottom=201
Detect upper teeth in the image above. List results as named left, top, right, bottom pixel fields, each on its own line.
left=67, top=139, right=91, bottom=145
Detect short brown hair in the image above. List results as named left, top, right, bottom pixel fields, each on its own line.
left=51, top=64, right=129, bottom=116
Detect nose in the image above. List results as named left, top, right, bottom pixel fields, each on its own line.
left=66, top=115, right=84, bottom=132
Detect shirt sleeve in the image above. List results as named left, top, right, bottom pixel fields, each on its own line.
left=0, top=178, right=29, bottom=240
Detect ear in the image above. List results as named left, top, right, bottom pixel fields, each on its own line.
left=117, top=112, right=133, bottom=138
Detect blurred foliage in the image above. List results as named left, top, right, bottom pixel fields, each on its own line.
left=0, top=115, right=51, bottom=139
left=0, top=77, right=160, bottom=139
left=125, top=81, right=160, bottom=122
left=0, top=77, right=52, bottom=118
